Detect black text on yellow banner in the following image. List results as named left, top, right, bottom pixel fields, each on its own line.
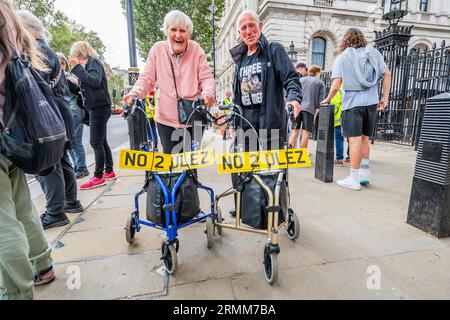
left=119, top=149, right=215, bottom=172
left=171, top=149, right=215, bottom=172
left=119, top=150, right=172, bottom=172
left=216, top=148, right=311, bottom=174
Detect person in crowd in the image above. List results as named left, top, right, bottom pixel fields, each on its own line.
left=331, top=85, right=345, bottom=166
left=221, top=90, right=233, bottom=140
left=124, top=10, right=215, bottom=154
left=230, top=10, right=302, bottom=152
left=223, top=90, right=233, bottom=106
left=18, top=10, right=84, bottom=229
left=57, top=53, right=89, bottom=179
left=145, top=89, right=158, bottom=149
left=69, top=41, right=117, bottom=189
left=0, top=0, right=55, bottom=300
left=296, top=62, right=308, bottom=78
left=289, top=65, right=324, bottom=149
left=322, top=28, right=392, bottom=191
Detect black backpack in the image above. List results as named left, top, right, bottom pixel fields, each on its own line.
left=0, top=49, right=66, bottom=176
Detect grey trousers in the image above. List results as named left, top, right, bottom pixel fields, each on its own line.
left=36, top=151, right=78, bottom=216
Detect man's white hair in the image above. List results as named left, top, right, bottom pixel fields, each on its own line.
left=163, top=10, right=194, bottom=37
left=237, top=10, right=260, bottom=27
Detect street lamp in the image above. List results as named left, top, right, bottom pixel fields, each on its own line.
left=382, top=0, right=409, bottom=26
left=288, top=41, right=298, bottom=64
left=209, top=2, right=218, bottom=79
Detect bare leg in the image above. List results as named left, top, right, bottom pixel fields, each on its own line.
left=349, top=136, right=363, bottom=169
left=300, top=130, right=310, bottom=149
left=289, top=129, right=300, bottom=148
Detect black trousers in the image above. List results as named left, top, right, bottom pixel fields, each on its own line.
left=89, top=106, right=113, bottom=178
left=157, top=123, right=205, bottom=154
left=36, top=151, right=77, bottom=216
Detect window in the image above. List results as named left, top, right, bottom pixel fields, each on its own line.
left=419, top=0, right=429, bottom=12
left=311, top=37, right=326, bottom=69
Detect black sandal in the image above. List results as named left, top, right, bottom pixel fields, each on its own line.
left=33, top=266, right=55, bottom=286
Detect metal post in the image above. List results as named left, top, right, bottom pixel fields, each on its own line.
left=210, top=3, right=218, bottom=79
left=125, top=0, right=146, bottom=150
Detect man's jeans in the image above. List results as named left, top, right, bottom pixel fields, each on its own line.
left=335, top=126, right=344, bottom=161
left=68, top=111, right=87, bottom=172
left=0, top=154, right=53, bottom=300
left=36, top=151, right=78, bottom=217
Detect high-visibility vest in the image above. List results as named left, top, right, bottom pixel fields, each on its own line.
left=145, top=92, right=157, bottom=119
left=331, top=87, right=343, bottom=128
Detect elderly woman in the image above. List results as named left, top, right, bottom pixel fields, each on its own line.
left=124, top=10, right=215, bottom=154
left=69, top=41, right=116, bottom=190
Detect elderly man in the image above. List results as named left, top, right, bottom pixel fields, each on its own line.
left=230, top=10, right=302, bottom=151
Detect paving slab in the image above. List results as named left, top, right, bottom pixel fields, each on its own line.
left=35, top=252, right=166, bottom=300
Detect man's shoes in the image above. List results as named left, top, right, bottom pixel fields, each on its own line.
left=76, top=169, right=90, bottom=180
left=344, top=158, right=351, bottom=165
left=33, top=266, right=55, bottom=286
left=360, top=169, right=371, bottom=185
left=229, top=209, right=236, bottom=217
left=337, top=176, right=362, bottom=191
left=40, top=212, right=70, bottom=230
left=334, top=160, right=344, bottom=166
left=103, top=171, right=117, bottom=181
left=63, top=200, right=84, bottom=214
left=80, top=176, right=107, bottom=190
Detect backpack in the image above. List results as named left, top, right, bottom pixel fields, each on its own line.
left=0, top=49, right=66, bottom=176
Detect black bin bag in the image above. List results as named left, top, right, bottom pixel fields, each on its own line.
left=240, top=172, right=287, bottom=229
left=146, top=172, right=200, bottom=227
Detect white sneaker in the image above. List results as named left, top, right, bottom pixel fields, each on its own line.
left=360, top=169, right=371, bottom=185
left=337, top=175, right=362, bottom=191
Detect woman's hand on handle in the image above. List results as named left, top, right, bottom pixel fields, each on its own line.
left=123, top=92, right=139, bottom=107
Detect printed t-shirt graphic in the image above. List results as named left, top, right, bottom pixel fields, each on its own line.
left=239, top=53, right=263, bottom=107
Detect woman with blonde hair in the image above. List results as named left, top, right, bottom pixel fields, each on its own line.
left=0, top=0, right=55, bottom=300
left=69, top=41, right=116, bottom=190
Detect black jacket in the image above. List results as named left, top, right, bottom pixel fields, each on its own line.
left=37, top=39, right=75, bottom=148
left=230, top=34, right=302, bottom=131
left=71, top=57, right=111, bottom=111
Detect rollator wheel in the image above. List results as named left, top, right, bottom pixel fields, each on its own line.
left=263, top=252, right=279, bottom=285
left=286, top=209, right=300, bottom=241
left=125, top=214, right=136, bottom=244
left=215, top=206, right=223, bottom=236
left=162, top=242, right=178, bottom=275
left=206, top=217, right=214, bottom=249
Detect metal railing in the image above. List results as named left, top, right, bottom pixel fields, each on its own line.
left=313, top=0, right=334, bottom=8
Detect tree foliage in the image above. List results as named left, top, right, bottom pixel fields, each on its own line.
left=121, top=0, right=225, bottom=61
left=14, top=0, right=106, bottom=59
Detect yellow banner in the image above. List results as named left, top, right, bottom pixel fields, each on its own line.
left=171, top=149, right=215, bottom=172
left=119, top=149, right=215, bottom=173
left=119, top=150, right=172, bottom=172
left=217, top=148, right=311, bottom=174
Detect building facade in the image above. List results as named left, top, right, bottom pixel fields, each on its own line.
left=216, top=0, right=450, bottom=100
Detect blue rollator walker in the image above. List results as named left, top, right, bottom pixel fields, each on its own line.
left=123, top=99, right=216, bottom=275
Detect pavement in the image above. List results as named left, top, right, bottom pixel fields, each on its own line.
left=33, top=129, right=450, bottom=300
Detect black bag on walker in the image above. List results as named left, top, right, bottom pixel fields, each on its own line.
left=146, top=172, right=200, bottom=227
left=240, top=172, right=287, bottom=229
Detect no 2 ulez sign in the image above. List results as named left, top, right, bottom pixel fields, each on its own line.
left=119, top=148, right=311, bottom=173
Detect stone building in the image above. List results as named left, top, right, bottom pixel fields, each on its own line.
left=215, top=0, right=450, bottom=100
